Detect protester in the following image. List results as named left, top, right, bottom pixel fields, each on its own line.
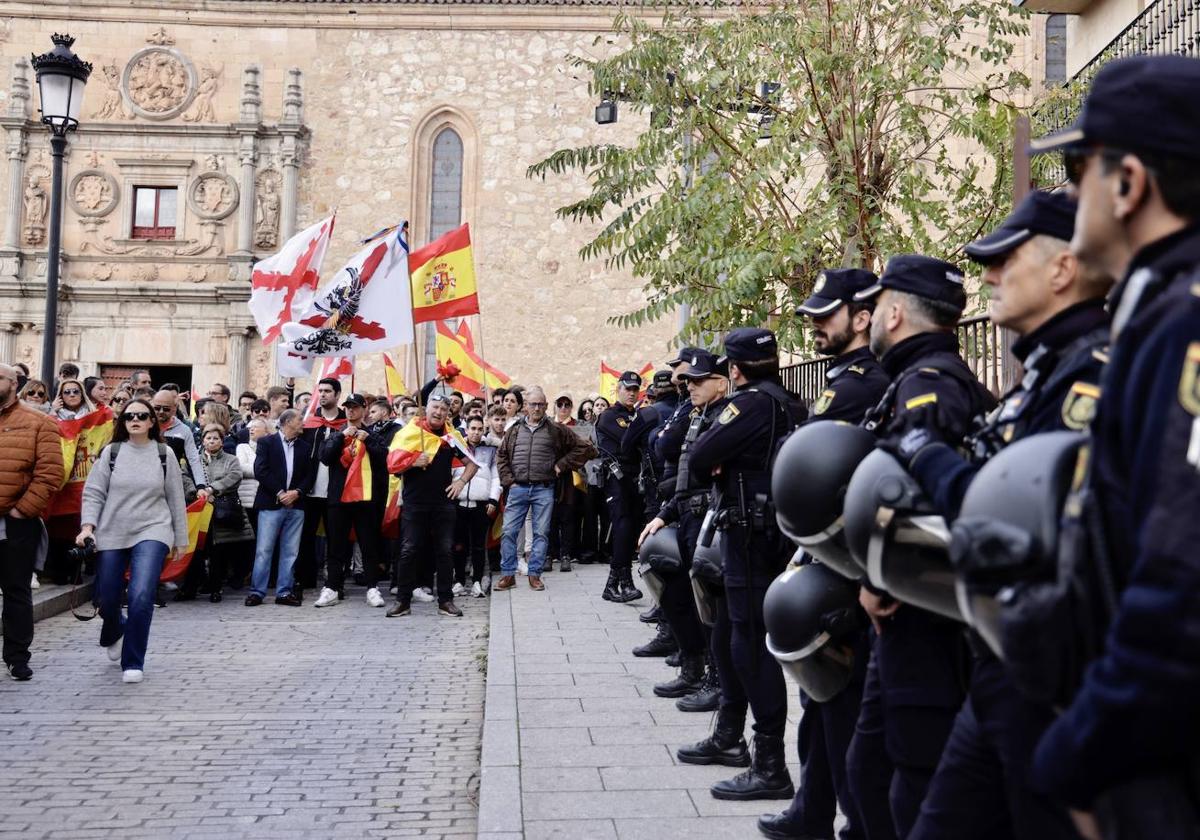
left=297, top=378, right=345, bottom=594
left=108, top=388, right=130, bottom=413
left=53, top=378, right=92, bottom=420
left=152, top=389, right=207, bottom=489
left=84, top=376, right=110, bottom=408
left=234, top=417, right=269, bottom=587
left=237, top=390, right=257, bottom=419
left=246, top=409, right=311, bottom=607
left=190, top=424, right=251, bottom=603
left=79, top=397, right=188, bottom=684
left=265, top=385, right=291, bottom=422
left=207, top=383, right=231, bottom=405
left=501, top=389, right=523, bottom=429
left=295, top=391, right=312, bottom=416
left=19, top=378, right=51, bottom=414
left=0, top=363, right=63, bottom=682
left=453, top=415, right=501, bottom=597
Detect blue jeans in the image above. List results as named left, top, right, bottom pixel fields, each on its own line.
left=96, top=540, right=167, bottom=671
left=500, top=483, right=554, bottom=575
left=251, top=507, right=304, bottom=597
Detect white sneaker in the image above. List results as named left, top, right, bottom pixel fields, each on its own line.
left=105, top=641, right=121, bottom=663
left=412, top=587, right=435, bottom=603
left=518, top=558, right=529, bottom=576
left=471, top=581, right=485, bottom=598
left=30, top=573, right=40, bottom=590
left=163, top=581, right=178, bottom=591
left=314, top=587, right=339, bottom=608
left=452, top=582, right=466, bottom=597
left=122, top=669, right=143, bottom=684
left=389, top=586, right=398, bottom=596
left=366, top=587, right=385, bottom=608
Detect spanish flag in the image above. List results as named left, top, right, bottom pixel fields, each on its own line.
left=599, top=362, right=621, bottom=403
left=382, top=474, right=402, bottom=539
left=383, top=352, right=407, bottom=401
left=46, top=406, right=115, bottom=518
left=486, top=495, right=506, bottom=550
left=386, top=417, right=478, bottom=474
left=339, top=437, right=374, bottom=503
left=409, top=223, right=479, bottom=323
left=435, top=321, right=513, bottom=397
left=156, top=498, right=214, bottom=584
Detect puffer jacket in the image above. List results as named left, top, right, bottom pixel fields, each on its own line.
left=0, top=399, right=64, bottom=518
left=453, top=443, right=502, bottom=506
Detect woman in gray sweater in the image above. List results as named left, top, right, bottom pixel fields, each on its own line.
left=77, top=398, right=189, bottom=684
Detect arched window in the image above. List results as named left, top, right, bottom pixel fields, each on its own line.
left=429, top=128, right=464, bottom=241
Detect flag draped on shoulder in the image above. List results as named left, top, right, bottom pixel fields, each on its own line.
left=434, top=321, right=512, bottom=397
left=250, top=215, right=335, bottom=345
left=409, top=223, right=479, bottom=323
left=46, top=406, right=115, bottom=518
left=281, top=227, right=414, bottom=358
left=386, top=417, right=477, bottom=474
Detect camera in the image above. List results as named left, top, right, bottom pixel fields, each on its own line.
left=68, top=537, right=96, bottom=565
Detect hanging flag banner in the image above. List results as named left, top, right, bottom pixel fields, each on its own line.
left=280, top=227, right=414, bottom=358
left=409, top=223, right=480, bottom=323
left=383, top=352, right=407, bottom=401
left=249, top=215, right=335, bottom=344
left=434, top=321, right=512, bottom=398
left=45, top=406, right=115, bottom=518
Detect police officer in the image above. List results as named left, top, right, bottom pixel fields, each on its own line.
left=844, top=255, right=996, bottom=840
left=595, top=370, right=645, bottom=603
left=886, top=191, right=1110, bottom=840
left=681, top=328, right=803, bottom=801
left=760, top=268, right=891, bottom=839
left=1024, top=55, right=1200, bottom=840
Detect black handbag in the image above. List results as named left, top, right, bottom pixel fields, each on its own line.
left=212, top=492, right=242, bottom=524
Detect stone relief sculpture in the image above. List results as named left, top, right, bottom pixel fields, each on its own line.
left=92, top=61, right=130, bottom=120
left=188, top=171, right=239, bottom=221
left=122, top=47, right=196, bottom=120
left=255, top=172, right=281, bottom=249
left=23, top=175, right=47, bottom=245
left=69, top=170, right=120, bottom=218
left=183, top=63, right=221, bottom=123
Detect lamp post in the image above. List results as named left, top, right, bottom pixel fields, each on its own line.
left=30, top=33, right=90, bottom=383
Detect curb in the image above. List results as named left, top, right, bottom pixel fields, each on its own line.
left=477, top=589, right=523, bottom=840
left=2, top=582, right=97, bottom=623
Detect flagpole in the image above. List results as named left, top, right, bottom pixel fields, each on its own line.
left=402, top=220, right=424, bottom=405
left=473, top=313, right=491, bottom=403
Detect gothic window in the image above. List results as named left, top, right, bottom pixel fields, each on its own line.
left=429, top=128, right=464, bottom=241
left=132, top=186, right=177, bottom=239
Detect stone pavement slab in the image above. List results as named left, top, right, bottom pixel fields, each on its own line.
left=0, top=585, right=488, bottom=839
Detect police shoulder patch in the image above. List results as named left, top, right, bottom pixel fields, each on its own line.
left=1061, top=381, right=1101, bottom=430
left=616, top=417, right=630, bottom=428
left=718, top=402, right=741, bottom=425
left=904, top=393, right=938, bottom=410
left=1179, top=342, right=1200, bottom=416
left=848, top=365, right=866, bottom=375
left=813, top=389, right=836, bottom=416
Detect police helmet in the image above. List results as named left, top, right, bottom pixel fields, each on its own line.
left=951, top=431, right=1087, bottom=658
left=690, top=530, right=724, bottom=628
left=844, top=449, right=962, bottom=622
left=637, top=526, right=683, bottom=606
left=773, top=421, right=877, bottom=579
left=764, top=559, right=864, bottom=701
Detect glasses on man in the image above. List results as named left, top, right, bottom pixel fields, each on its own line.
left=152, top=405, right=174, bottom=414
left=252, top=407, right=269, bottom=415
left=527, top=401, right=548, bottom=408
left=123, top=411, right=152, bottom=422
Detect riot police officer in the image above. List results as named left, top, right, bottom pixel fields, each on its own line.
left=760, top=268, right=890, bottom=840
left=1024, top=55, right=1200, bottom=840
left=678, top=328, right=804, bottom=801
left=595, top=371, right=645, bottom=602
left=887, top=191, right=1110, bottom=840
left=843, top=255, right=996, bottom=840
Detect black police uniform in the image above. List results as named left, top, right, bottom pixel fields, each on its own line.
left=812, top=347, right=890, bottom=424
left=1026, top=56, right=1200, bottom=835
left=899, top=192, right=1107, bottom=840
left=843, top=256, right=996, bottom=840
left=622, top=379, right=679, bottom=519
left=595, top=372, right=645, bottom=601
left=687, top=328, right=804, bottom=800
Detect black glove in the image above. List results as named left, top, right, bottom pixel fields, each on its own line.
left=877, top=408, right=945, bottom=471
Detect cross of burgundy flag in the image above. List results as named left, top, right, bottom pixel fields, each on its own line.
left=249, top=215, right=335, bottom=345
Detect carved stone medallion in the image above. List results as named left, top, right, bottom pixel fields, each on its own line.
left=122, top=47, right=196, bottom=120
left=68, top=170, right=120, bottom=218
left=187, top=171, right=239, bottom=221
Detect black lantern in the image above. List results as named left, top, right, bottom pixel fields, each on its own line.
left=595, top=94, right=617, bottom=125
left=31, top=33, right=92, bottom=136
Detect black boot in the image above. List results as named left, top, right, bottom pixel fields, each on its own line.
left=601, top=568, right=623, bottom=602
left=710, top=733, right=794, bottom=801
left=653, top=653, right=705, bottom=698
left=639, top=605, right=663, bottom=624
left=665, top=650, right=682, bottom=667
left=756, top=812, right=820, bottom=840
left=676, top=710, right=750, bottom=767
left=676, top=655, right=720, bottom=712
left=632, top=621, right=678, bottom=657
left=617, top=565, right=643, bottom=602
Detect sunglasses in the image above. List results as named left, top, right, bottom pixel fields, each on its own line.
left=252, top=407, right=269, bottom=414
left=152, top=405, right=174, bottom=413
left=1062, top=147, right=1093, bottom=186
left=62, top=389, right=81, bottom=396
left=26, top=390, right=46, bottom=398
left=123, top=411, right=152, bottom=422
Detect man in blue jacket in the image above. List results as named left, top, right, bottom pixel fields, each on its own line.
left=246, top=409, right=313, bottom=607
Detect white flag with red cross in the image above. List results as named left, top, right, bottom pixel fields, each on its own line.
left=249, top=215, right=336, bottom=344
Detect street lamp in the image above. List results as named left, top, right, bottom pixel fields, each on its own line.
left=30, top=33, right=91, bottom=383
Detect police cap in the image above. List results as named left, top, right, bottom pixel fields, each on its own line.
left=965, top=190, right=1077, bottom=264
left=854, top=254, right=967, bottom=311
left=666, top=346, right=706, bottom=367
left=720, top=327, right=778, bottom=364
left=1030, top=54, right=1200, bottom=162
left=797, top=268, right=880, bottom=317
left=617, top=370, right=642, bottom=389
left=677, top=349, right=729, bottom=380
left=651, top=370, right=674, bottom=389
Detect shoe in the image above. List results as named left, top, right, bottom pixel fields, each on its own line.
left=389, top=586, right=399, bottom=596
left=275, top=593, right=302, bottom=607
left=104, top=641, right=122, bottom=663
left=559, top=556, right=573, bottom=572
left=494, top=575, right=516, bottom=591
left=481, top=575, right=492, bottom=592
left=677, top=659, right=720, bottom=712
left=6, top=662, right=32, bottom=681
left=30, top=572, right=40, bottom=590
left=544, top=558, right=554, bottom=572
left=640, top=605, right=663, bottom=624
left=439, top=600, right=463, bottom=617
left=244, top=594, right=264, bottom=607
left=412, top=587, right=435, bottom=603
left=633, top=623, right=678, bottom=658
left=471, top=581, right=486, bottom=598
left=756, top=812, right=822, bottom=840
left=654, top=654, right=705, bottom=698
left=601, top=568, right=622, bottom=602
left=517, top=558, right=529, bottom=576
left=366, top=587, right=385, bottom=608
left=172, top=590, right=196, bottom=602
left=314, top=587, right=340, bottom=608
left=452, top=582, right=467, bottom=597
left=710, top=734, right=794, bottom=801
left=677, top=711, right=750, bottom=767
left=386, top=601, right=411, bottom=618
left=209, top=591, right=222, bottom=604
left=528, top=576, right=545, bottom=591
left=122, top=669, right=144, bottom=684
left=617, top=566, right=643, bottom=602
left=665, top=651, right=682, bottom=668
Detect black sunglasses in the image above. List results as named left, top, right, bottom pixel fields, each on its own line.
left=62, top=389, right=81, bottom=396
left=252, top=407, right=269, bottom=414
left=123, top=411, right=152, bottom=422
left=26, top=390, right=46, bottom=398
left=152, top=405, right=174, bottom=413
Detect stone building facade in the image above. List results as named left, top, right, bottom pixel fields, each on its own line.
left=0, top=1, right=673, bottom=397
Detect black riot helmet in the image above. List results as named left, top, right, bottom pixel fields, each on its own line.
left=773, top=421, right=877, bottom=579
left=637, top=526, right=683, bottom=606
left=690, top=528, right=724, bottom=628
left=844, top=449, right=962, bottom=622
left=951, top=431, right=1088, bottom=659
left=764, top=558, right=864, bottom=702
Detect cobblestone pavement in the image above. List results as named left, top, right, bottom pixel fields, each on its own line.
left=480, top=563, right=806, bottom=840
left=0, top=584, right=488, bottom=840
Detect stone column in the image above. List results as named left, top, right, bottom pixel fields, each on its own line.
left=279, top=69, right=304, bottom=242
left=227, top=328, right=248, bottom=397
left=234, top=66, right=262, bottom=258
left=0, top=324, right=16, bottom=364
left=1, top=59, right=31, bottom=252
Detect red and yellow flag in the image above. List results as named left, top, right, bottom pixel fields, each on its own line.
left=435, top=321, right=512, bottom=398
left=46, top=406, right=115, bottom=518
left=383, top=352, right=407, bottom=402
left=386, top=417, right=476, bottom=474
left=338, top=437, right=374, bottom=503
left=599, top=362, right=655, bottom=403
left=156, top=499, right=214, bottom=583
left=409, top=223, right=479, bottom=323
left=486, top=495, right=506, bottom=550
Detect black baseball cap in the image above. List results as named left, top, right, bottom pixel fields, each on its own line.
left=854, top=254, right=967, bottom=311
left=678, top=349, right=729, bottom=380
left=964, top=190, right=1078, bottom=264
left=342, top=393, right=367, bottom=408
left=1030, top=55, right=1200, bottom=162
left=797, top=268, right=880, bottom=316
left=651, top=370, right=673, bottom=389
left=667, top=346, right=705, bottom=367
left=617, top=371, right=643, bottom=389
left=720, top=328, right=778, bottom=364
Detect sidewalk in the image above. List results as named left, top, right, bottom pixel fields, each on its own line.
left=479, top=563, right=803, bottom=840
